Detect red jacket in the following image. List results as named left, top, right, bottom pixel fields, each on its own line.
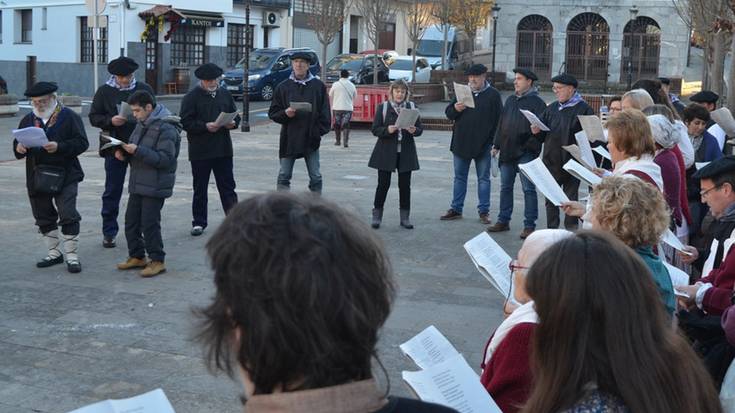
left=701, top=251, right=735, bottom=315
left=480, top=323, right=535, bottom=413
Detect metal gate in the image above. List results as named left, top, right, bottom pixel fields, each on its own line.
left=621, top=17, right=661, bottom=82
left=565, top=13, right=609, bottom=82
left=516, top=15, right=553, bottom=81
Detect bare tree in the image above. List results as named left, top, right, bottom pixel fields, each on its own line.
left=449, top=0, right=493, bottom=55
left=304, top=0, right=352, bottom=80
left=354, top=0, right=398, bottom=84
left=402, top=0, right=433, bottom=82
left=431, top=1, right=453, bottom=70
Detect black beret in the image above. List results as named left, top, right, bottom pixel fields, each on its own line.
left=512, top=67, right=538, bottom=81
left=551, top=73, right=578, bottom=88
left=465, top=64, right=488, bottom=76
left=290, top=51, right=312, bottom=63
left=693, top=156, right=735, bottom=180
left=107, top=56, right=139, bottom=76
left=194, top=63, right=224, bottom=80
left=658, top=77, right=671, bottom=85
left=690, top=90, right=719, bottom=104
left=24, top=81, right=58, bottom=97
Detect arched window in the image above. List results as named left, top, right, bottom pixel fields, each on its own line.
left=621, top=16, right=661, bottom=82
left=516, top=15, right=553, bottom=80
left=565, top=13, right=609, bottom=82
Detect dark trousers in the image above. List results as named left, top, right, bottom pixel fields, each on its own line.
left=101, top=155, right=128, bottom=237
left=29, top=182, right=81, bottom=235
left=374, top=155, right=411, bottom=210
left=191, top=157, right=238, bottom=228
left=545, top=175, right=580, bottom=229
left=125, top=194, right=165, bottom=262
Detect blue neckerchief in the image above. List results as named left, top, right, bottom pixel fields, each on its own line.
left=106, top=75, right=137, bottom=91
left=471, top=81, right=490, bottom=96
left=669, top=93, right=681, bottom=104
left=289, top=71, right=315, bottom=86
left=558, top=92, right=583, bottom=111
left=517, top=85, right=538, bottom=98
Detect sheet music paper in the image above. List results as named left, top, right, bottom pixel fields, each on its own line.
left=578, top=115, right=607, bottom=142
left=711, top=107, right=735, bottom=137
left=519, top=158, right=570, bottom=206
left=453, top=82, right=475, bottom=108
left=592, top=145, right=612, bottom=160
left=463, top=232, right=513, bottom=297
left=67, top=388, right=176, bottom=413
left=574, top=131, right=597, bottom=168
left=13, top=127, right=49, bottom=148
left=563, top=159, right=602, bottom=186
left=402, top=353, right=502, bottom=413
left=118, top=102, right=133, bottom=118
left=661, top=228, right=693, bottom=255
left=519, top=109, right=549, bottom=131
left=290, top=101, right=312, bottom=113
left=395, top=108, right=420, bottom=129
left=100, top=134, right=125, bottom=151
left=399, top=325, right=461, bottom=370
left=562, top=145, right=594, bottom=169
left=214, top=111, right=238, bottom=127
left=695, top=162, right=711, bottom=170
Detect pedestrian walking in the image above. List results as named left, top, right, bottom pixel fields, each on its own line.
left=329, top=69, right=357, bottom=147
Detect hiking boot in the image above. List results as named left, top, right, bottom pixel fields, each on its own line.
left=400, top=209, right=414, bottom=229
left=479, top=213, right=492, bottom=225
left=36, top=255, right=64, bottom=268
left=66, top=260, right=82, bottom=273
left=140, top=261, right=166, bottom=278
left=486, top=222, right=510, bottom=233
left=371, top=208, right=383, bottom=229
left=440, top=209, right=462, bottom=220
left=117, top=257, right=147, bottom=270
left=520, top=227, right=535, bottom=239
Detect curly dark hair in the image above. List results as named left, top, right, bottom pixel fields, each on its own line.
left=196, top=192, right=396, bottom=395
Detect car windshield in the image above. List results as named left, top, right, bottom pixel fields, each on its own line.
left=415, top=40, right=451, bottom=57
left=326, top=55, right=363, bottom=71
left=235, top=52, right=277, bottom=70
left=390, top=60, right=417, bottom=70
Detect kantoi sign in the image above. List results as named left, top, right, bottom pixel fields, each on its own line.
left=180, top=18, right=224, bottom=27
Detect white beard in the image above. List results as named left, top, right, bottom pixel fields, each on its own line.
left=33, top=99, right=57, bottom=120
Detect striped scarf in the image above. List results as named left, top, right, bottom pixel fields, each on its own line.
left=289, top=71, right=315, bottom=85
left=106, top=75, right=137, bottom=91
left=558, top=92, right=583, bottom=111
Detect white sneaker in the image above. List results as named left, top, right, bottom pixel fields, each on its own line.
left=191, top=226, right=204, bottom=236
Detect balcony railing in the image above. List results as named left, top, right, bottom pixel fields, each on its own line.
left=233, top=0, right=291, bottom=9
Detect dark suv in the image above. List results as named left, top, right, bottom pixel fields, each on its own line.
left=324, top=54, right=390, bottom=84
left=220, top=48, right=321, bottom=101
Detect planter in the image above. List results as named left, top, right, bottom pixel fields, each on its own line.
left=58, top=95, right=83, bottom=114
left=0, top=94, right=19, bottom=117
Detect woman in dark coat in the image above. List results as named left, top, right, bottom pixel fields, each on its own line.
left=369, top=80, right=423, bottom=229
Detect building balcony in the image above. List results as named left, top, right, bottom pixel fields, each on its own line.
left=233, top=0, right=291, bottom=9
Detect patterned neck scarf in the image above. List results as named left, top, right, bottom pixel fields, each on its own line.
left=33, top=102, right=63, bottom=129
left=558, top=91, right=583, bottom=111
left=106, top=75, right=137, bottom=91
left=471, top=81, right=490, bottom=96
left=390, top=100, right=407, bottom=143
left=289, top=71, right=315, bottom=86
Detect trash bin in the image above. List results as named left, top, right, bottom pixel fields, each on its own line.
left=352, top=85, right=390, bottom=123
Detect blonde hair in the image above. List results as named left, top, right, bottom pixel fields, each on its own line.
left=592, top=176, right=670, bottom=248
left=606, top=109, right=656, bottom=158
left=622, top=89, right=654, bottom=110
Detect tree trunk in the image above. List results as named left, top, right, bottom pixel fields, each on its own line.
left=703, top=36, right=712, bottom=90
left=373, top=54, right=379, bottom=84
left=728, top=33, right=735, bottom=113
left=412, top=44, right=417, bottom=83
left=712, top=31, right=728, bottom=97
left=442, top=25, right=449, bottom=70
left=321, top=42, right=329, bottom=81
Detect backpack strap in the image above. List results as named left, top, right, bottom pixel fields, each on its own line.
left=382, top=101, right=389, bottom=126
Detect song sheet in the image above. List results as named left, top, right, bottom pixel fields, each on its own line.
left=574, top=131, right=597, bottom=168
left=399, top=325, right=460, bottom=370
left=578, top=115, right=607, bottom=142
left=100, top=135, right=124, bottom=151
left=518, top=158, right=569, bottom=206
left=290, top=101, right=312, bottom=113
left=67, top=388, right=176, bottom=413
left=395, top=108, right=420, bottom=129
left=453, top=82, right=475, bottom=108
left=695, top=162, right=710, bottom=170
left=519, top=109, right=549, bottom=131
left=563, top=159, right=601, bottom=186
left=661, top=228, right=693, bottom=255
left=214, top=111, right=238, bottom=127
left=463, top=232, right=512, bottom=297
left=592, top=145, right=612, bottom=160
left=13, top=127, right=48, bottom=148
left=118, top=102, right=133, bottom=118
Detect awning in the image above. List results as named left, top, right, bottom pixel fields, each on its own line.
left=138, top=5, right=224, bottom=28
left=138, top=5, right=184, bottom=20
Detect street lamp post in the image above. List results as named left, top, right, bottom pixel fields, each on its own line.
left=491, top=5, right=500, bottom=82
left=241, top=0, right=251, bottom=132
left=626, top=5, right=638, bottom=91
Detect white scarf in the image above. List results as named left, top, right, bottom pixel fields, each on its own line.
left=612, top=155, right=664, bottom=191
left=484, top=301, right=538, bottom=364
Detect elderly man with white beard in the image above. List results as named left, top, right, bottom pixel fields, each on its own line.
left=12, top=81, right=89, bottom=273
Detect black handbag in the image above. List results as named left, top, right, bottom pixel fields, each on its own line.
left=33, top=164, right=66, bottom=194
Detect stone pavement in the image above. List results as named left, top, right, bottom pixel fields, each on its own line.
left=1, top=111, right=540, bottom=413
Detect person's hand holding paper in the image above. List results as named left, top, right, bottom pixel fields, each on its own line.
left=394, top=108, right=420, bottom=130
left=453, top=82, right=475, bottom=109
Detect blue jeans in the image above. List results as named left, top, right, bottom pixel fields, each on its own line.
left=101, top=155, right=128, bottom=237
left=497, top=153, right=538, bottom=228
left=450, top=152, right=491, bottom=214
left=277, top=149, right=322, bottom=193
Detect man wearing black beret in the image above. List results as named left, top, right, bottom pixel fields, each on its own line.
left=487, top=68, right=547, bottom=238
left=268, top=51, right=331, bottom=193
left=530, top=73, right=594, bottom=230
left=89, top=56, right=154, bottom=248
left=180, top=62, right=240, bottom=236
left=13, top=81, right=89, bottom=273
left=440, top=64, right=503, bottom=224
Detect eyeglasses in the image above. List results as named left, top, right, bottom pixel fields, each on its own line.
left=508, top=260, right=528, bottom=273
left=700, top=185, right=722, bottom=199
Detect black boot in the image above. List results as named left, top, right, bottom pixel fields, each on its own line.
left=400, top=209, right=414, bottom=229
left=334, top=129, right=341, bottom=146
left=371, top=208, right=383, bottom=229
left=343, top=129, right=350, bottom=148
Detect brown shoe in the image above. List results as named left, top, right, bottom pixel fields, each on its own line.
left=486, top=222, right=510, bottom=233
left=440, top=209, right=462, bottom=220
left=117, top=257, right=147, bottom=270
left=520, top=227, right=535, bottom=239
left=479, top=213, right=492, bottom=225
left=140, top=261, right=166, bottom=278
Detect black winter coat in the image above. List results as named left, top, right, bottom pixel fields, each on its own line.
left=445, top=85, right=503, bottom=159
left=88, top=82, right=154, bottom=156
left=268, top=78, right=331, bottom=159
left=535, top=100, right=594, bottom=181
left=369, top=101, right=423, bottom=172
left=13, top=107, right=89, bottom=195
left=493, top=89, right=547, bottom=162
left=180, top=86, right=240, bottom=161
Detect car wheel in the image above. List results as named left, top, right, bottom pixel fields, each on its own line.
left=260, top=84, right=274, bottom=101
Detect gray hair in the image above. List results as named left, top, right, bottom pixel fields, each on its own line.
left=622, top=89, right=654, bottom=110
left=519, top=229, right=574, bottom=271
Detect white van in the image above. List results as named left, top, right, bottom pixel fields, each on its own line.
left=414, top=25, right=472, bottom=70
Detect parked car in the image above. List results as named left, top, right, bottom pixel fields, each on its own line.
left=359, top=49, right=399, bottom=65
left=415, top=24, right=472, bottom=70
left=220, top=47, right=321, bottom=101
left=388, top=56, right=432, bottom=83
left=324, top=54, right=390, bottom=84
